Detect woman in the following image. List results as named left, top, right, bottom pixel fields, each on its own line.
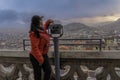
left=29, top=15, right=51, bottom=80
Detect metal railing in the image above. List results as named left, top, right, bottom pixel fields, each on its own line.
left=23, top=38, right=102, bottom=51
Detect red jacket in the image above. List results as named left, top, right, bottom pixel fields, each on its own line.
left=29, top=29, right=50, bottom=64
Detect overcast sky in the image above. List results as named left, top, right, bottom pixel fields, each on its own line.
left=0, top=0, right=120, bottom=26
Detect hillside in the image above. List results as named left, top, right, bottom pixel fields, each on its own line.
left=98, top=18, right=120, bottom=33
left=64, top=23, right=91, bottom=31
left=63, top=23, right=97, bottom=38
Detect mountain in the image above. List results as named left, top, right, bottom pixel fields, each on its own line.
left=92, top=21, right=113, bottom=27
left=64, top=23, right=93, bottom=32
left=98, top=18, right=120, bottom=32
left=63, top=23, right=97, bottom=38
left=0, top=21, right=98, bottom=39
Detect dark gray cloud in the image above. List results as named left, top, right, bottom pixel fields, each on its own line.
left=0, top=0, right=120, bottom=19
left=0, top=0, right=120, bottom=28
left=0, top=10, right=46, bottom=24
left=0, top=10, right=18, bottom=23
left=0, top=10, right=30, bottom=29
left=0, top=9, right=54, bottom=28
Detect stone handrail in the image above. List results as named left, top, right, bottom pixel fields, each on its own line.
left=0, top=50, right=120, bottom=80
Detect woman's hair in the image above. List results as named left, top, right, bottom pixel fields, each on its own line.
left=30, top=15, right=42, bottom=38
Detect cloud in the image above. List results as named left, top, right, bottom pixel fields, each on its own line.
left=0, top=0, right=119, bottom=19
left=0, top=0, right=120, bottom=27
left=0, top=9, right=54, bottom=28
left=0, top=10, right=31, bottom=28
left=63, top=14, right=120, bottom=26
left=0, top=10, right=18, bottom=23
left=0, top=10, right=45, bottom=24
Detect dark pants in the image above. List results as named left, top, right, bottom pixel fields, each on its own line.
left=30, top=54, right=51, bottom=80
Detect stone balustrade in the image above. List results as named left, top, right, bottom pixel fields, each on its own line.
left=0, top=50, right=120, bottom=80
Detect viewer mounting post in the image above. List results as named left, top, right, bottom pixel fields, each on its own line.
left=48, top=24, right=63, bottom=80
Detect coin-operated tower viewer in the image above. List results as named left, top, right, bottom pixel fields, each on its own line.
left=48, top=24, right=63, bottom=80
